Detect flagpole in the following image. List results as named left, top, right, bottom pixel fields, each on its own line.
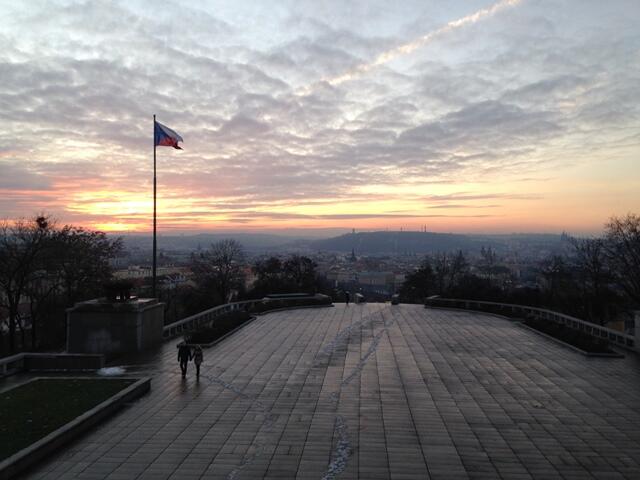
left=153, top=114, right=157, bottom=299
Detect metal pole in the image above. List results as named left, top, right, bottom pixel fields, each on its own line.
left=153, top=114, right=157, bottom=299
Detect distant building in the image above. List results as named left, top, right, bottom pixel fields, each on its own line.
left=114, top=265, right=191, bottom=280
left=355, top=271, right=396, bottom=295
left=326, top=270, right=357, bottom=284
left=357, top=271, right=394, bottom=287
left=243, top=265, right=257, bottom=289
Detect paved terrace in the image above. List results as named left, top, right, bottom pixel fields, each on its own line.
left=21, top=304, right=640, bottom=479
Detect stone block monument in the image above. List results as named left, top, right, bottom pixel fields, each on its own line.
left=67, top=297, right=164, bottom=355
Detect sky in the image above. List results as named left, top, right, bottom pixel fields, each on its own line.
left=1, top=0, right=639, bottom=235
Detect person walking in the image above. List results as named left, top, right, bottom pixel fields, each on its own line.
left=177, top=342, right=192, bottom=377
left=193, top=345, right=203, bottom=378
left=345, top=290, right=350, bottom=305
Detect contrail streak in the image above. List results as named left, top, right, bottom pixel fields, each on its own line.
left=299, top=0, right=522, bottom=94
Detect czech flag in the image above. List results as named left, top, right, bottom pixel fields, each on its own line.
left=154, top=121, right=183, bottom=149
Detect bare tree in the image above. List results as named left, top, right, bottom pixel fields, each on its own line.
left=432, top=251, right=469, bottom=295
left=449, top=250, right=469, bottom=289
left=0, top=216, right=123, bottom=354
left=570, top=237, right=611, bottom=324
left=192, top=239, right=246, bottom=303
left=252, top=256, right=284, bottom=295
left=540, top=254, right=575, bottom=309
left=54, top=226, right=122, bottom=305
left=604, top=214, right=640, bottom=305
left=24, top=268, right=60, bottom=349
left=480, top=246, right=498, bottom=283
left=399, top=258, right=435, bottom=302
left=432, top=253, right=449, bottom=294
left=0, top=216, right=52, bottom=353
left=283, top=255, right=317, bottom=292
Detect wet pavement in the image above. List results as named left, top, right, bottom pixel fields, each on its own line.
left=14, top=304, right=640, bottom=479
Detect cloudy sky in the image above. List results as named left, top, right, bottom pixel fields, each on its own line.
left=1, top=0, right=638, bottom=234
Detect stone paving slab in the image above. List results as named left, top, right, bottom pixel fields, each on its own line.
left=14, top=304, right=640, bottom=479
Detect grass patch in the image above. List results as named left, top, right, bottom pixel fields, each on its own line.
left=523, top=316, right=615, bottom=354
left=0, top=378, right=135, bottom=461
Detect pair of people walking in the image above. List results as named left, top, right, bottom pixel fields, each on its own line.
left=177, top=343, right=203, bottom=378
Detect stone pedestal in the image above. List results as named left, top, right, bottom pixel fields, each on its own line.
left=67, top=298, right=164, bottom=355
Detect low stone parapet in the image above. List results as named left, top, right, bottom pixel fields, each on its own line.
left=163, top=295, right=333, bottom=340
left=24, top=353, right=105, bottom=372
left=425, top=296, right=636, bottom=353
left=0, top=353, right=105, bottom=378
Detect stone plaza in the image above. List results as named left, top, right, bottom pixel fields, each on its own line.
left=22, top=304, right=640, bottom=479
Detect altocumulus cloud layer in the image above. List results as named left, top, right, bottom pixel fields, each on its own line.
left=0, top=0, right=639, bottom=232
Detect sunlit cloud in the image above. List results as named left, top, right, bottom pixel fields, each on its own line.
left=0, top=0, right=638, bottom=234
left=302, top=0, right=523, bottom=92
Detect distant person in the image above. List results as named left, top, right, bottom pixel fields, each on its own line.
left=193, top=345, right=203, bottom=378
left=345, top=290, right=350, bottom=305
left=177, top=343, right=192, bottom=377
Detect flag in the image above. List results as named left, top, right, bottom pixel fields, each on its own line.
left=154, top=121, right=183, bottom=149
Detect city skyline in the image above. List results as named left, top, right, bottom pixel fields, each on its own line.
left=1, top=0, right=639, bottom=235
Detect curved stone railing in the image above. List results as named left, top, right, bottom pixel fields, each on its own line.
left=162, top=294, right=331, bottom=340
left=162, top=299, right=261, bottom=340
left=425, top=296, right=636, bottom=352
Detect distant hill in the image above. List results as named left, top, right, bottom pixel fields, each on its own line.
left=310, top=231, right=565, bottom=255
left=119, top=233, right=302, bottom=252
left=115, top=231, right=567, bottom=256
left=311, top=231, right=476, bottom=254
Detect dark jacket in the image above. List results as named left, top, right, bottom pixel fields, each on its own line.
left=178, top=345, right=192, bottom=362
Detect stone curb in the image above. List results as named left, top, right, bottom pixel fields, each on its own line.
left=0, top=376, right=151, bottom=480
left=517, top=322, right=625, bottom=358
